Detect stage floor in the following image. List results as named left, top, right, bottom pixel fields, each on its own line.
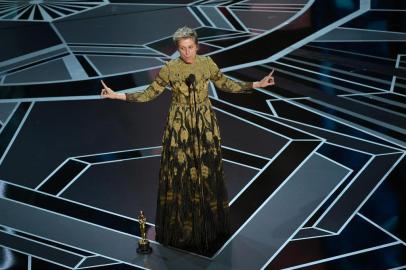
left=0, top=0, right=405, bottom=269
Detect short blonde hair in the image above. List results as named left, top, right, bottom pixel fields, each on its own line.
left=172, top=26, right=198, bottom=46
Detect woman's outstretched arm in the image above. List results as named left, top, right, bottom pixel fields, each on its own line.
left=101, top=62, right=170, bottom=102
left=207, top=56, right=274, bottom=92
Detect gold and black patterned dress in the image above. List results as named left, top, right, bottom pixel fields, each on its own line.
left=126, top=55, right=253, bottom=254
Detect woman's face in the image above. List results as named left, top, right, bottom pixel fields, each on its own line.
left=178, top=38, right=198, bottom=64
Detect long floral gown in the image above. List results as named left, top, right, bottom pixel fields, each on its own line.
left=125, top=55, right=253, bottom=254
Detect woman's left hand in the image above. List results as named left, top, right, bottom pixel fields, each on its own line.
left=254, top=69, right=275, bottom=88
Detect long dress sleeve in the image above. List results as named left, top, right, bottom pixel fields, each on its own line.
left=125, top=62, right=170, bottom=102
left=207, top=56, right=253, bottom=93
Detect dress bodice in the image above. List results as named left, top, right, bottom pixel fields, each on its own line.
left=125, top=55, right=253, bottom=104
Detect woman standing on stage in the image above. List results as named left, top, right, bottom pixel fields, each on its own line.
left=101, top=26, right=274, bottom=254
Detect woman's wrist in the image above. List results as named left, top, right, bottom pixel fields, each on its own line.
left=116, top=92, right=126, bottom=100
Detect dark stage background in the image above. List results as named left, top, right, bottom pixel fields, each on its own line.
left=0, top=0, right=405, bottom=269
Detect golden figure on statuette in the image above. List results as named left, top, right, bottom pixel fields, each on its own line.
left=136, top=211, right=152, bottom=254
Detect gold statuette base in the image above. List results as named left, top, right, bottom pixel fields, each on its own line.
left=137, top=239, right=152, bottom=254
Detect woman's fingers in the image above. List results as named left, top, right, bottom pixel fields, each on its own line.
left=256, top=71, right=275, bottom=88
left=101, top=89, right=107, bottom=97
left=100, top=88, right=112, bottom=97
left=266, top=70, right=275, bottom=85
left=100, top=81, right=116, bottom=99
left=262, top=76, right=273, bottom=85
left=101, top=80, right=108, bottom=89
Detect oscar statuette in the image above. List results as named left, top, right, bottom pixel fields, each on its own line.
left=136, top=211, right=152, bottom=254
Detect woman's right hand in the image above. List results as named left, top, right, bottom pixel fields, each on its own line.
left=100, top=80, right=116, bottom=99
